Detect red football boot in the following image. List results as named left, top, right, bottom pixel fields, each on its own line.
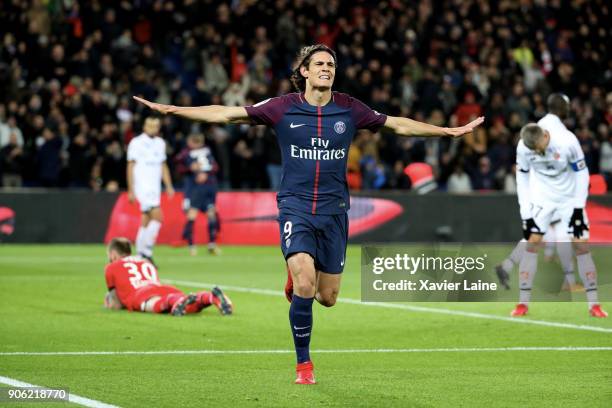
left=285, top=265, right=293, bottom=303
left=511, top=303, right=528, bottom=317
left=295, top=361, right=316, bottom=385
left=589, top=304, right=608, bottom=318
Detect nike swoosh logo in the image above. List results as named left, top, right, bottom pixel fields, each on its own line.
left=290, top=123, right=306, bottom=128
left=293, top=325, right=311, bottom=330
left=341, top=260, right=345, bottom=266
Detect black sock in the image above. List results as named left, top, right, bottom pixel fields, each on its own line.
left=182, top=220, right=194, bottom=246
left=208, top=217, right=218, bottom=243
left=289, top=294, right=314, bottom=364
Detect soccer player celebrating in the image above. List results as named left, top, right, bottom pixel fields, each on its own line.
left=496, top=94, right=581, bottom=291
left=133, top=44, right=484, bottom=384
left=180, top=133, right=221, bottom=256
left=104, top=237, right=232, bottom=316
left=126, top=117, right=175, bottom=265
left=512, top=123, right=607, bottom=318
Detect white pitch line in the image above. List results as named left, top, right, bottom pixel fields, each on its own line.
left=0, top=255, right=279, bottom=264
left=163, top=279, right=612, bottom=334
left=0, top=375, right=119, bottom=408
left=1, top=347, right=611, bottom=357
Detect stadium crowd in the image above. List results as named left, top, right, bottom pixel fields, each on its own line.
left=0, top=0, right=610, bottom=192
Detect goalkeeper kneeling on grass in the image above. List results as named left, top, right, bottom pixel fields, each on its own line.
left=103, top=237, right=232, bottom=316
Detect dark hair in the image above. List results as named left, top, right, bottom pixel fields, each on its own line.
left=290, top=44, right=337, bottom=92
left=108, top=237, right=132, bottom=256
left=547, top=93, right=570, bottom=119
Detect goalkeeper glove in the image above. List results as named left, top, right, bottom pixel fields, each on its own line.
left=522, top=218, right=541, bottom=240
left=569, top=208, right=589, bottom=239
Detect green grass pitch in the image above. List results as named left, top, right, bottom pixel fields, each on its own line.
left=0, top=244, right=611, bottom=407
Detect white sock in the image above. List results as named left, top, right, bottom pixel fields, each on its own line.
left=543, top=226, right=555, bottom=258
left=518, top=251, right=538, bottom=304
left=544, top=241, right=555, bottom=258
left=136, top=226, right=146, bottom=256
left=576, top=252, right=599, bottom=307
left=564, top=270, right=577, bottom=286
left=556, top=240, right=575, bottom=285
left=143, top=220, right=161, bottom=257
left=503, top=240, right=526, bottom=271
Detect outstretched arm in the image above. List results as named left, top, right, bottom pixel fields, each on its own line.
left=383, top=116, right=484, bottom=138
left=133, top=96, right=250, bottom=124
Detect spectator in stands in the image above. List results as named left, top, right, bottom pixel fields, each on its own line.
left=598, top=132, right=612, bottom=190
left=1, top=133, right=25, bottom=187
left=447, top=164, right=472, bottom=193
left=0, top=0, right=609, bottom=191
left=470, top=156, right=498, bottom=191
left=36, top=127, right=63, bottom=187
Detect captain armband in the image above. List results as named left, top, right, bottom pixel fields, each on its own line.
left=570, top=159, right=586, bottom=171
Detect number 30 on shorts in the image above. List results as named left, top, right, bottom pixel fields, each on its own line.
left=283, top=221, right=292, bottom=239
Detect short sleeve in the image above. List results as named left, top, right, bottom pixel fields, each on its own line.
left=105, top=265, right=115, bottom=290
left=350, top=97, right=387, bottom=132
left=127, top=140, right=138, bottom=162
left=245, top=96, right=291, bottom=126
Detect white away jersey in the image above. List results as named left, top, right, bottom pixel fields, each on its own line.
left=516, top=129, right=586, bottom=205
left=538, top=113, right=568, bottom=136
left=127, top=133, right=167, bottom=192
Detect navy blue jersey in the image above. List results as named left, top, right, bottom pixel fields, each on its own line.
left=184, top=146, right=218, bottom=187
left=245, top=92, right=386, bottom=215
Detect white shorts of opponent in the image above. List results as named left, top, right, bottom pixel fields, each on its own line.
left=135, top=189, right=161, bottom=213
left=530, top=201, right=590, bottom=240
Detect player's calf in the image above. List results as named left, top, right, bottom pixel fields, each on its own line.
left=284, top=265, right=293, bottom=303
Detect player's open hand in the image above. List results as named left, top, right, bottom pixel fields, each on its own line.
left=444, top=116, right=485, bottom=138
left=133, top=96, right=177, bottom=115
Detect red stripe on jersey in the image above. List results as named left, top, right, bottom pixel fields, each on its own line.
left=312, top=106, right=322, bottom=214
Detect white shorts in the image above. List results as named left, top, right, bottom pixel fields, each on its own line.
left=530, top=201, right=589, bottom=239
left=135, top=190, right=161, bottom=213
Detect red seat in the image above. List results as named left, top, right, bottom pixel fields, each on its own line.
left=589, top=174, right=607, bottom=195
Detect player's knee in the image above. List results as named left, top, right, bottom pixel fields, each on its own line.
left=150, top=208, right=163, bottom=222
left=573, top=241, right=589, bottom=255
left=528, top=233, right=543, bottom=244
left=295, top=280, right=316, bottom=296
left=187, top=208, right=198, bottom=220
left=317, top=290, right=338, bottom=307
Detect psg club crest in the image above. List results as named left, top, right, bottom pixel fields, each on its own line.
left=334, top=121, right=346, bottom=134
